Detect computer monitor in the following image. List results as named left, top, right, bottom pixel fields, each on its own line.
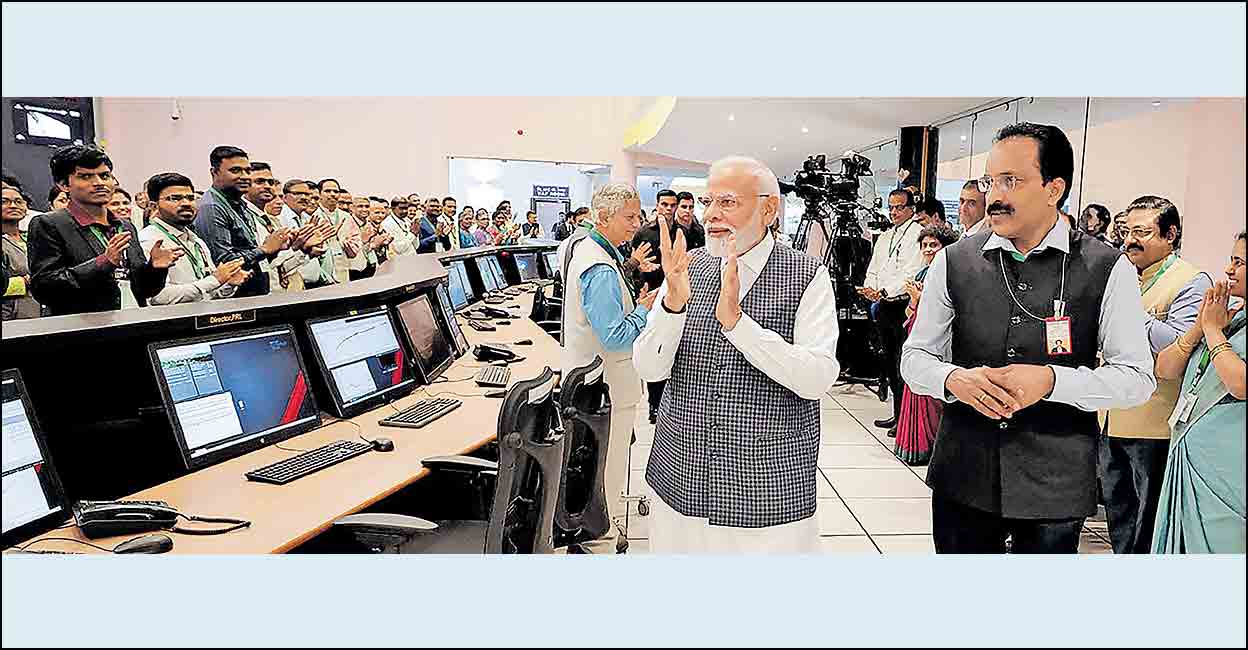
left=305, top=307, right=418, bottom=418
left=395, top=294, right=456, bottom=383
left=446, top=260, right=471, bottom=310
left=434, top=283, right=470, bottom=357
left=149, top=326, right=322, bottom=470
left=514, top=252, right=540, bottom=283
left=475, top=256, right=501, bottom=293
left=488, top=256, right=509, bottom=289
left=542, top=251, right=559, bottom=278
left=2, top=369, right=69, bottom=549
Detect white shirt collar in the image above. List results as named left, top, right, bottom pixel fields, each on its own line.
left=962, top=218, right=989, bottom=238
left=982, top=213, right=1071, bottom=258
left=152, top=217, right=195, bottom=243
left=722, top=231, right=776, bottom=276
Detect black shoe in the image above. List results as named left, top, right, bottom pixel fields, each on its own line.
left=874, top=416, right=896, bottom=429
left=887, top=427, right=897, bottom=438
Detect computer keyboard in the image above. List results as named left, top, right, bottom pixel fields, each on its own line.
left=378, top=397, right=463, bottom=429
left=468, top=320, right=496, bottom=332
left=245, top=440, right=372, bottom=485
left=475, top=366, right=512, bottom=388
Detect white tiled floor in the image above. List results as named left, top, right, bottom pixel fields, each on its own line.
left=625, top=384, right=1112, bottom=555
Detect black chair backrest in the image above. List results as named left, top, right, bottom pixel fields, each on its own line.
left=485, top=367, right=565, bottom=554
left=553, top=356, right=612, bottom=546
left=530, top=285, right=549, bottom=322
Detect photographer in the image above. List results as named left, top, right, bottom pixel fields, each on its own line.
left=858, top=188, right=925, bottom=436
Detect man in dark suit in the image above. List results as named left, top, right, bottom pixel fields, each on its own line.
left=28, top=145, right=180, bottom=316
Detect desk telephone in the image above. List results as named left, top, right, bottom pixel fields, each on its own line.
left=73, top=500, right=250, bottom=539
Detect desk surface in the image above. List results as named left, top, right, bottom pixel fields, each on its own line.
left=8, top=290, right=560, bottom=555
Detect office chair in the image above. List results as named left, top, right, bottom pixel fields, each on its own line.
left=333, top=368, right=567, bottom=554
left=553, top=356, right=615, bottom=552
left=529, top=284, right=562, bottom=338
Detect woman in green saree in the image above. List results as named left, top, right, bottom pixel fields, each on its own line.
left=1151, top=233, right=1246, bottom=554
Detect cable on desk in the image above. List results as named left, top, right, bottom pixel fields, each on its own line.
left=274, top=443, right=308, bottom=453
left=15, top=537, right=114, bottom=553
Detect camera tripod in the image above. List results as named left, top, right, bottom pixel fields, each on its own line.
left=792, top=204, right=889, bottom=401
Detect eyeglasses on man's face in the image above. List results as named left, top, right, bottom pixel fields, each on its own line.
left=976, top=174, right=1028, bottom=194
left=697, top=193, right=772, bottom=212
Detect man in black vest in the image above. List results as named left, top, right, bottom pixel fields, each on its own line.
left=635, top=157, right=841, bottom=552
left=901, top=123, right=1155, bottom=554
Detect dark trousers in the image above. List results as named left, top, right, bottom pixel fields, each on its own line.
left=647, top=380, right=666, bottom=415
left=875, top=297, right=910, bottom=421
left=932, top=494, right=1085, bottom=554
left=1099, top=436, right=1170, bottom=554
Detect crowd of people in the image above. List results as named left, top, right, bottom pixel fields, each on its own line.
left=3, top=123, right=1243, bottom=556
left=0, top=144, right=555, bottom=318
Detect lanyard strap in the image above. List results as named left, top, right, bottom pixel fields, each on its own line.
left=999, top=250, right=1068, bottom=322
left=888, top=220, right=917, bottom=259
left=1191, top=318, right=1248, bottom=388
left=1139, top=254, right=1177, bottom=296
left=152, top=222, right=208, bottom=279
left=86, top=223, right=116, bottom=251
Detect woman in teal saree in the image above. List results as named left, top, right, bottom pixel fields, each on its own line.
left=1151, top=233, right=1247, bottom=554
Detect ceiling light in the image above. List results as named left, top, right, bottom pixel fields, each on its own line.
left=771, top=146, right=778, bottom=151
left=801, top=126, right=809, bottom=134
left=960, top=135, right=967, bottom=141
left=728, top=113, right=735, bottom=121
left=1152, top=101, right=1162, bottom=107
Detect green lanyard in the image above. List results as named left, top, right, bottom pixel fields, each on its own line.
left=86, top=223, right=117, bottom=251
left=1139, top=254, right=1177, bottom=296
left=152, top=221, right=208, bottom=279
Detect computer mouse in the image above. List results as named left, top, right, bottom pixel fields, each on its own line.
left=371, top=438, right=395, bottom=452
left=497, top=320, right=512, bottom=325
left=113, top=533, right=174, bottom=554
left=514, top=339, right=533, bottom=346
left=484, top=390, right=508, bottom=398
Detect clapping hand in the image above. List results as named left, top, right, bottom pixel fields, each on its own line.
left=716, top=234, right=743, bottom=330
left=103, top=232, right=133, bottom=266
left=658, top=211, right=691, bottom=312
left=147, top=240, right=186, bottom=270
left=630, top=241, right=659, bottom=273
left=212, top=258, right=250, bottom=287
left=1200, top=280, right=1238, bottom=336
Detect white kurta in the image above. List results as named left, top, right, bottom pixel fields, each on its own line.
left=633, top=234, right=840, bottom=553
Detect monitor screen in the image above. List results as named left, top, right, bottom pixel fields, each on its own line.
left=489, top=256, right=508, bottom=288
left=150, top=327, right=321, bottom=470
left=396, top=294, right=456, bottom=383
left=307, top=307, right=416, bottom=417
left=514, top=253, right=540, bottom=282
left=446, top=260, right=470, bottom=310
left=435, top=283, right=469, bottom=357
left=543, top=251, right=559, bottom=278
left=475, top=256, right=500, bottom=293
left=2, top=370, right=68, bottom=547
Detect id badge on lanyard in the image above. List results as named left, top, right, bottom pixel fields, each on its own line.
left=1046, top=301, right=1072, bottom=357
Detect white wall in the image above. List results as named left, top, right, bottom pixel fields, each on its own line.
left=95, top=96, right=646, bottom=199
left=933, top=98, right=1246, bottom=277
left=447, top=157, right=596, bottom=227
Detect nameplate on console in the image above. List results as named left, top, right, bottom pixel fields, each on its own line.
left=195, top=310, right=257, bottom=330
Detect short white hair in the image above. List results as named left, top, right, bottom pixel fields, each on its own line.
left=709, top=156, right=781, bottom=226
left=591, top=183, right=640, bottom=225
